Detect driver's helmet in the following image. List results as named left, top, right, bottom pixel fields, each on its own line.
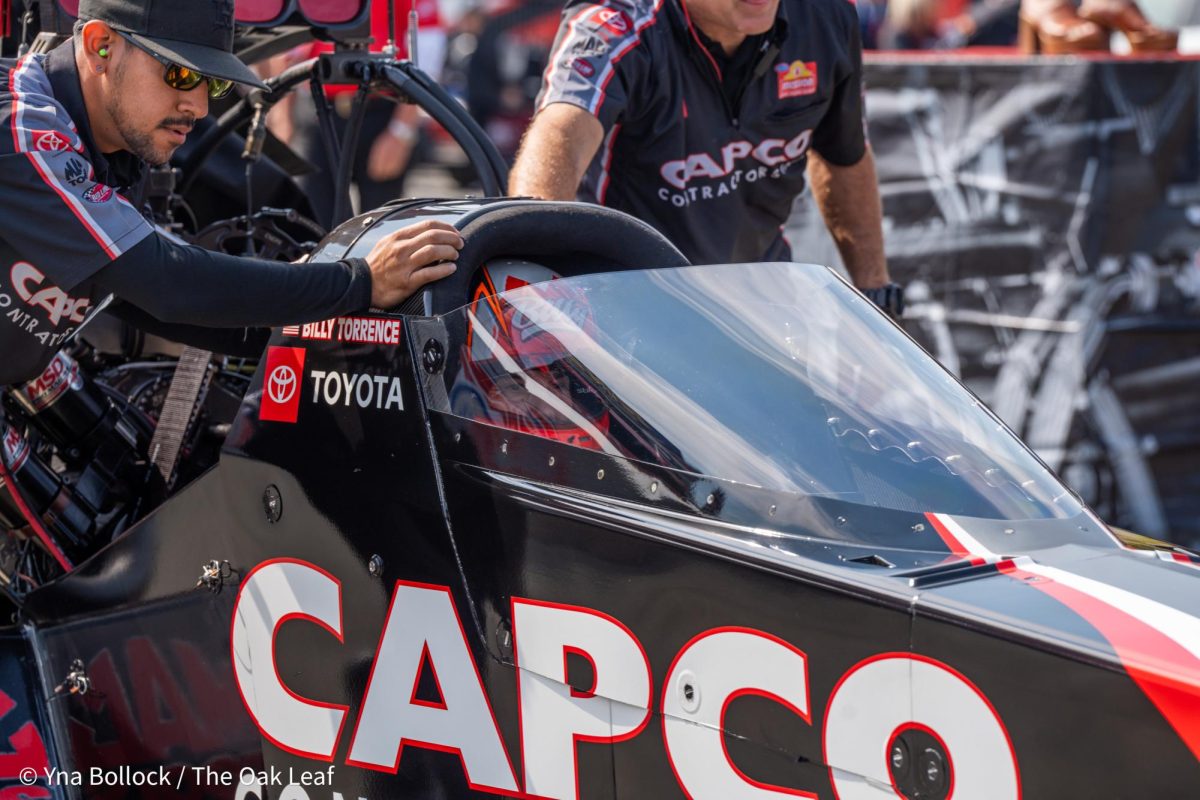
left=450, top=260, right=611, bottom=451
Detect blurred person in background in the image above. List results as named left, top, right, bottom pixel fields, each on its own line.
left=273, top=0, right=448, bottom=229
left=855, top=0, right=888, bottom=49
left=939, top=0, right=1022, bottom=47
left=465, top=0, right=561, bottom=162
left=1017, top=0, right=1175, bottom=53
left=876, top=0, right=1022, bottom=50
left=879, top=0, right=940, bottom=48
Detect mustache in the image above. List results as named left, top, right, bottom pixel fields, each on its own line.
left=159, top=117, right=195, bottom=131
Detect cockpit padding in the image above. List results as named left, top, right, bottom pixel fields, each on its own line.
left=410, top=201, right=690, bottom=316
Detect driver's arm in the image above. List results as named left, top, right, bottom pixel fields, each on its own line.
left=509, top=103, right=604, bottom=200
left=93, top=220, right=462, bottom=326
left=105, top=301, right=271, bottom=357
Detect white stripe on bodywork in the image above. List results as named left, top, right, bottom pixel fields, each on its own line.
left=932, top=513, right=1000, bottom=559
left=932, top=513, right=1200, bottom=679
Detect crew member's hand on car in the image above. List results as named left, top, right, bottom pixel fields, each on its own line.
left=365, top=220, right=463, bottom=308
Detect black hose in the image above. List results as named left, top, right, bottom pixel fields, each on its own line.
left=332, top=85, right=370, bottom=226
left=310, top=77, right=342, bottom=211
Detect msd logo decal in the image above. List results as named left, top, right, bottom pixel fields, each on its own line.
left=776, top=60, right=818, bottom=99
left=19, top=352, right=82, bottom=413
left=2, top=425, right=29, bottom=472
left=260, top=346, right=306, bottom=423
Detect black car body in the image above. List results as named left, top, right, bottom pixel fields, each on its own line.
left=2, top=199, right=1199, bottom=799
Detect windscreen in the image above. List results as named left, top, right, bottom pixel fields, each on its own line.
left=434, top=262, right=1080, bottom=522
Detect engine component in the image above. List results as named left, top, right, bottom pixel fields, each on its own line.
left=0, top=421, right=95, bottom=563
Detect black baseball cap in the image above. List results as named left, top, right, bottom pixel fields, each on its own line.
left=77, top=0, right=268, bottom=90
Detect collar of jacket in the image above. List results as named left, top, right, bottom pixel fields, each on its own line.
left=668, top=0, right=790, bottom=66
left=45, top=40, right=146, bottom=193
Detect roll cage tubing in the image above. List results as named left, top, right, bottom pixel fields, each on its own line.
left=179, top=50, right=510, bottom=222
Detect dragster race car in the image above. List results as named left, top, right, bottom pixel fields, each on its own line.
left=2, top=2, right=1200, bottom=799
left=2, top=196, right=1200, bottom=800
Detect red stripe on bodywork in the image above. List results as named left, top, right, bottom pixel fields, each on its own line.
left=998, top=561, right=1200, bottom=760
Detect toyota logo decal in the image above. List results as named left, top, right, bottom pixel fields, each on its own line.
left=267, top=365, right=298, bottom=404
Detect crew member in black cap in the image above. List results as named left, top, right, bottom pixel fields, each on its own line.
left=0, top=0, right=462, bottom=387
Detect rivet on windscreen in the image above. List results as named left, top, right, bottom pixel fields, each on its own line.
left=500, top=441, right=508, bottom=455
left=705, top=494, right=715, bottom=506
left=650, top=481, right=659, bottom=494
left=362, top=216, right=375, bottom=226
left=454, top=432, right=461, bottom=443
left=548, top=456, right=556, bottom=467
left=596, top=469, right=605, bottom=480
left=769, top=504, right=777, bottom=516
left=836, top=516, right=848, bottom=526
left=912, top=523, right=925, bottom=533
left=1004, top=528, right=1015, bottom=535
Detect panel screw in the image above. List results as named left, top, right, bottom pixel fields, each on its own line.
left=368, top=554, right=384, bottom=577
left=596, top=469, right=605, bottom=480
left=263, top=485, right=283, bottom=524
left=650, top=481, right=658, bottom=494
left=501, top=441, right=508, bottom=455
left=422, top=338, right=446, bottom=374
left=548, top=455, right=556, bottom=466
left=678, top=670, right=701, bottom=713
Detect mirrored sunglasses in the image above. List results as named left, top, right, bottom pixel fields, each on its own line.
left=114, top=32, right=235, bottom=100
